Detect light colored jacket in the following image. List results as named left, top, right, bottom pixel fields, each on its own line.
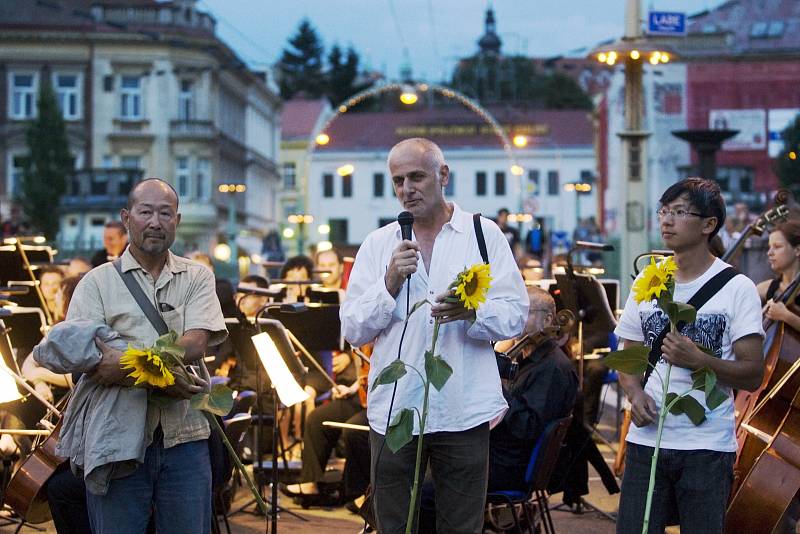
left=33, top=320, right=148, bottom=495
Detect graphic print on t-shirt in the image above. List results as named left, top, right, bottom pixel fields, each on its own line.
left=640, top=309, right=727, bottom=363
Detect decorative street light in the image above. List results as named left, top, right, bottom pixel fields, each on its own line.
left=589, top=0, right=677, bottom=293
left=218, top=183, right=246, bottom=273
left=288, top=213, right=314, bottom=255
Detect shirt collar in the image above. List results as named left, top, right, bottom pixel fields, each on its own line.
left=393, top=202, right=469, bottom=237
left=120, top=247, right=186, bottom=275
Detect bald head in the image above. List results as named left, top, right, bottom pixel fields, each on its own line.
left=388, top=138, right=446, bottom=176
left=127, top=178, right=179, bottom=211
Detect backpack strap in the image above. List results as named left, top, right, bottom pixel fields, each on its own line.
left=641, top=266, right=739, bottom=388
left=473, top=213, right=489, bottom=264
left=113, top=259, right=169, bottom=336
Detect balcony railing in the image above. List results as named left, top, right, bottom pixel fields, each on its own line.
left=61, top=168, right=143, bottom=210
left=169, top=120, right=217, bottom=139
left=90, top=5, right=216, bottom=34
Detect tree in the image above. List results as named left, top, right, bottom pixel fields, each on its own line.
left=326, top=44, right=361, bottom=105
left=775, top=113, right=800, bottom=197
left=19, top=80, right=72, bottom=240
left=276, top=19, right=325, bottom=100
left=541, top=72, right=593, bottom=110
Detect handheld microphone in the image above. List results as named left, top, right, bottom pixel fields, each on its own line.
left=574, top=240, right=615, bottom=252
left=398, top=211, right=414, bottom=242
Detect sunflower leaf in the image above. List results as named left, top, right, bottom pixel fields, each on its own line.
left=666, top=392, right=682, bottom=415
left=425, top=352, right=453, bottom=391
left=371, top=360, right=407, bottom=391
left=602, top=346, right=650, bottom=375
left=408, top=299, right=430, bottom=318
left=386, top=408, right=414, bottom=453
left=191, top=384, right=235, bottom=417
left=706, top=385, right=728, bottom=411
left=677, top=395, right=706, bottom=426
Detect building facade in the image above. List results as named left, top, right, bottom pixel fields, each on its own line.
left=0, top=0, right=281, bottom=255
left=306, top=107, right=597, bottom=248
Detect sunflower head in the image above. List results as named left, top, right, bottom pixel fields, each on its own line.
left=632, top=256, right=677, bottom=304
left=120, top=345, right=175, bottom=388
left=452, top=263, right=492, bottom=310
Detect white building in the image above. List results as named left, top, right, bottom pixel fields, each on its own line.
left=305, top=107, right=597, bottom=247
left=0, top=0, right=281, bottom=255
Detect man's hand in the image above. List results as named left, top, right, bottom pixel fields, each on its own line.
left=331, top=383, right=358, bottom=400
left=332, top=352, right=352, bottom=374
left=630, top=390, right=658, bottom=427
left=164, top=372, right=207, bottom=400
left=91, top=337, right=134, bottom=386
left=385, top=240, right=420, bottom=297
left=662, top=332, right=708, bottom=370
left=431, top=290, right=476, bottom=324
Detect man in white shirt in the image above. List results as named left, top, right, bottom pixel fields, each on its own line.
left=615, top=178, right=764, bottom=533
left=341, top=138, right=528, bottom=534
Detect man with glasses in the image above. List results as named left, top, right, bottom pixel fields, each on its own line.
left=614, top=178, right=764, bottom=533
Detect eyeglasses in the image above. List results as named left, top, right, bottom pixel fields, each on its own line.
left=656, top=207, right=708, bottom=220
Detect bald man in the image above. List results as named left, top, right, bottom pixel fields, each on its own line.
left=342, top=138, right=528, bottom=533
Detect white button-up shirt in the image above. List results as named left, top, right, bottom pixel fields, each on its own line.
left=341, top=203, right=529, bottom=434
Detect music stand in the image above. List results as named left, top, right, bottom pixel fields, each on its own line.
left=251, top=320, right=311, bottom=534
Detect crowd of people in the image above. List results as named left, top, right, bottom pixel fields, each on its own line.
left=1, top=136, right=797, bottom=534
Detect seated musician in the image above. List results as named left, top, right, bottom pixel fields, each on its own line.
left=758, top=220, right=800, bottom=331
left=215, top=274, right=270, bottom=381
left=38, top=266, right=64, bottom=323
left=419, top=286, right=578, bottom=531
left=278, top=255, right=314, bottom=303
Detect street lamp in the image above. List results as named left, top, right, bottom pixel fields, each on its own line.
left=288, top=213, right=314, bottom=255
left=589, top=0, right=677, bottom=293
left=218, top=183, right=246, bottom=273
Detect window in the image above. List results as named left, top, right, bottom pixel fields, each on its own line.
left=476, top=171, right=487, bottom=196
left=120, top=75, right=142, bottom=120
left=495, top=171, right=506, bottom=196
left=373, top=172, right=384, bottom=197
left=749, top=21, right=767, bottom=38
left=282, top=162, right=296, bottom=190
left=547, top=170, right=559, bottom=196
left=178, top=79, right=193, bottom=121
left=102, top=155, right=114, bottom=168
left=90, top=172, right=108, bottom=195
left=176, top=157, right=191, bottom=199
left=54, top=73, right=81, bottom=120
left=767, top=20, right=785, bottom=37
left=342, top=173, right=353, bottom=198
left=445, top=170, right=455, bottom=196
left=322, top=173, right=334, bottom=198
left=10, top=73, right=37, bottom=119
left=7, top=154, right=27, bottom=197
left=528, top=169, right=540, bottom=195
left=196, top=158, right=211, bottom=201
left=120, top=155, right=141, bottom=169
left=580, top=170, right=594, bottom=184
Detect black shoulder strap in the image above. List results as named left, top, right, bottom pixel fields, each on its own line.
left=473, top=213, right=489, bottom=264
left=641, top=266, right=738, bottom=388
left=113, top=259, right=169, bottom=336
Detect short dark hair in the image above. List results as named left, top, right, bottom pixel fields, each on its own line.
left=127, top=178, right=179, bottom=211
left=241, top=274, right=269, bottom=288
left=280, top=255, right=314, bottom=279
left=104, top=221, right=127, bottom=235
left=315, top=247, right=342, bottom=265
left=497, top=208, right=510, bottom=216
left=659, top=177, right=726, bottom=241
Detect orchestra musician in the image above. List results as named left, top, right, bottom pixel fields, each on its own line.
left=341, top=138, right=528, bottom=533
left=38, top=266, right=64, bottom=323
left=758, top=220, right=800, bottom=330
left=615, top=178, right=764, bottom=533
left=419, top=285, right=577, bottom=531
left=90, top=221, right=128, bottom=268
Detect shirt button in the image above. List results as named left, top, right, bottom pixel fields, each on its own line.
left=429, top=319, right=433, bottom=324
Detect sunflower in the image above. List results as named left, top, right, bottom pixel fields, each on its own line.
left=453, top=263, right=492, bottom=310
left=119, top=345, right=175, bottom=388
left=632, top=256, right=677, bottom=304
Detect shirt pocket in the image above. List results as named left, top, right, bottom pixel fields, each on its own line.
left=161, top=304, right=186, bottom=334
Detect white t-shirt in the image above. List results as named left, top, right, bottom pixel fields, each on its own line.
left=615, top=258, right=765, bottom=452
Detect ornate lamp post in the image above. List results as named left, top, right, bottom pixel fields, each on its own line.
left=590, top=0, right=677, bottom=292
left=287, top=213, right=314, bottom=255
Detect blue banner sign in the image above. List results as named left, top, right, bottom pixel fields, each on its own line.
left=648, top=11, right=686, bottom=35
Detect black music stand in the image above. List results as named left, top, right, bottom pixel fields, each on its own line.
left=226, top=317, right=308, bottom=529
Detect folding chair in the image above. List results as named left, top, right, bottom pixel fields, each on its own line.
left=485, top=415, right=573, bottom=534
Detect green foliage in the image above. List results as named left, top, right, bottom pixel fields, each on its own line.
left=277, top=19, right=326, bottom=100
left=602, top=345, right=650, bottom=375
left=386, top=408, right=414, bottom=453
left=424, top=351, right=453, bottom=391
left=326, top=45, right=366, bottom=106
left=191, top=384, right=235, bottom=417
left=775, top=113, right=800, bottom=197
left=371, top=359, right=407, bottom=391
left=153, top=331, right=185, bottom=363
left=661, top=300, right=697, bottom=328
left=19, top=79, right=72, bottom=240
left=666, top=393, right=706, bottom=425
left=451, top=54, right=592, bottom=109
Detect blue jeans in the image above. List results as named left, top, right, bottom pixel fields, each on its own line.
left=86, top=436, right=211, bottom=534
left=617, top=442, right=734, bottom=534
